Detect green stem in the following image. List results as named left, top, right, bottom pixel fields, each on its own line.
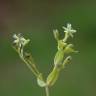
left=63, top=33, right=69, bottom=42
left=18, top=48, right=39, bottom=77
left=20, top=54, right=38, bottom=77
left=45, top=86, right=50, bottom=96
left=27, top=59, right=40, bottom=74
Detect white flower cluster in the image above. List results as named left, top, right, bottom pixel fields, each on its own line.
left=13, top=33, right=30, bottom=48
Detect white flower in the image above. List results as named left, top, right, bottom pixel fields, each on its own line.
left=62, top=23, right=76, bottom=38
left=13, top=33, right=30, bottom=48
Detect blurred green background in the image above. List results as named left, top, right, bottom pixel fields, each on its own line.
left=0, top=0, right=96, bottom=96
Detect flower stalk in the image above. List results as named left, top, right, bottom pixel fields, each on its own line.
left=45, top=86, right=50, bottom=96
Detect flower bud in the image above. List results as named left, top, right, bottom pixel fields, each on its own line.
left=63, top=56, right=72, bottom=68
left=37, top=74, right=46, bottom=87
left=53, top=29, right=60, bottom=41
left=46, top=67, right=59, bottom=86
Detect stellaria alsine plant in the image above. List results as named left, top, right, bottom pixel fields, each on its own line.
left=12, top=23, right=78, bottom=96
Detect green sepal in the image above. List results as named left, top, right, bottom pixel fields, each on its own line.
left=58, top=40, right=67, bottom=50
left=64, top=44, right=78, bottom=54
left=54, top=50, right=64, bottom=66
